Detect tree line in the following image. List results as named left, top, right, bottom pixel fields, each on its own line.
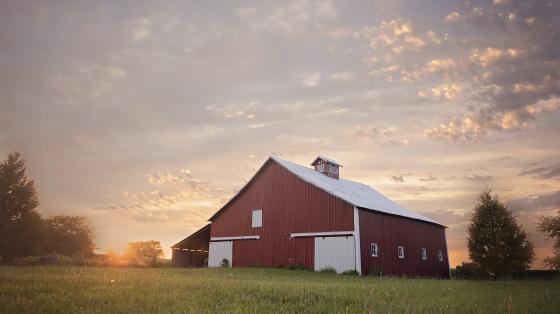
left=0, top=152, right=163, bottom=265
left=0, top=152, right=94, bottom=261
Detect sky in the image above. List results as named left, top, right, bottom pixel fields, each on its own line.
left=0, top=0, right=559, bottom=268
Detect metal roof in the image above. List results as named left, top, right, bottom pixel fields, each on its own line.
left=272, top=156, right=441, bottom=226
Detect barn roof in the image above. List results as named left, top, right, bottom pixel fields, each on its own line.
left=208, top=156, right=442, bottom=226
left=171, top=224, right=211, bottom=250
left=271, top=156, right=441, bottom=226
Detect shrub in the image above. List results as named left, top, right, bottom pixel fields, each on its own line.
left=220, top=258, right=230, bottom=268
left=341, top=269, right=360, bottom=276
left=452, top=263, right=482, bottom=279
left=288, top=263, right=306, bottom=271
left=319, top=267, right=337, bottom=274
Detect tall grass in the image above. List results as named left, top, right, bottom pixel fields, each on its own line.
left=0, top=266, right=558, bottom=313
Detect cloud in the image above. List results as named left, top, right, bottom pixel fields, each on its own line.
left=419, top=174, right=438, bottom=182
left=463, top=174, right=494, bottom=182
left=128, top=17, right=153, bottom=42
left=444, top=12, right=460, bottom=23
left=423, top=101, right=550, bottom=143
left=519, top=162, right=560, bottom=179
left=390, top=175, right=405, bottom=183
left=50, top=65, right=127, bottom=106
left=330, top=72, right=356, bottom=82
left=418, top=83, right=462, bottom=100
left=132, top=28, right=151, bottom=41
left=353, top=125, right=394, bottom=140
left=257, top=0, right=337, bottom=33
left=302, top=72, right=321, bottom=87
left=507, top=191, right=560, bottom=215
left=389, top=173, right=412, bottom=183
left=425, top=1, right=560, bottom=142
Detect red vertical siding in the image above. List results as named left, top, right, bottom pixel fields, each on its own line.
left=359, top=209, right=449, bottom=278
left=211, top=160, right=354, bottom=268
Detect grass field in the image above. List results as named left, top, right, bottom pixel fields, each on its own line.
left=0, top=266, right=559, bottom=313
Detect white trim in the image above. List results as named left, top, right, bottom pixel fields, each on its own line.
left=289, top=231, right=354, bottom=238
left=210, top=235, right=260, bottom=241
left=444, top=229, right=451, bottom=278
left=353, top=206, right=362, bottom=275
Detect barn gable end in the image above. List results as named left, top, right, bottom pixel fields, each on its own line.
left=210, top=160, right=354, bottom=268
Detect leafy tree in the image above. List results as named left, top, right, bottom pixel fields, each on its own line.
left=467, top=190, right=535, bottom=278
left=0, top=152, right=44, bottom=261
left=43, top=216, right=95, bottom=257
left=124, top=240, right=163, bottom=266
left=538, top=210, right=560, bottom=270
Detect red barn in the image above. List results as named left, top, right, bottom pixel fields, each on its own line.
left=172, top=156, right=450, bottom=277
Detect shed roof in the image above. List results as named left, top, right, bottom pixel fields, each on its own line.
left=271, top=156, right=441, bottom=226
left=172, top=224, right=211, bottom=250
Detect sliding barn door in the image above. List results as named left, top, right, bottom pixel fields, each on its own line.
left=314, top=236, right=355, bottom=273
left=208, top=241, right=233, bottom=267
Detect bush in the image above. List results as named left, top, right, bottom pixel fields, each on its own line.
left=220, top=258, right=230, bottom=268
left=452, top=263, right=482, bottom=279
left=288, top=263, right=306, bottom=271
left=319, top=267, right=337, bottom=274
left=341, top=269, right=360, bottom=276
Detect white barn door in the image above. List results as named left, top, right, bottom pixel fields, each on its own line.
left=208, top=241, right=233, bottom=267
left=314, top=236, right=356, bottom=273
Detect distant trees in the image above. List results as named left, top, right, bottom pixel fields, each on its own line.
left=0, top=152, right=44, bottom=261
left=43, top=216, right=95, bottom=257
left=0, top=152, right=95, bottom=262
left=467, top=190, right=535, bottom=278
left=538, top=211, right=560, bottom=270
left=124, top=241, right=164, bottom=266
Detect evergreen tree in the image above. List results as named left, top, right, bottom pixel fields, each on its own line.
left=467, top=190, right=534, bottom=278
left=538, top=210, right=560, bottom=270
left=0, top=152, right=44, bottom=261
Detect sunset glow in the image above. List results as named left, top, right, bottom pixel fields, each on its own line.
left=1, top=0, right=558, bottom=268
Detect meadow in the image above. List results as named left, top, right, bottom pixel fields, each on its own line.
left=0, top=266, right=559, bottom=313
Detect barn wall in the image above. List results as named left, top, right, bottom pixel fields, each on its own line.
left=359, top=209, right=449, bottom=278
left=211, top=161, right=354, bottom=268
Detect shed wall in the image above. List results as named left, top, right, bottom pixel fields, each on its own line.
left=359, top=209, right=449, bottom=278
left=211, top=161, right=354, bottom=268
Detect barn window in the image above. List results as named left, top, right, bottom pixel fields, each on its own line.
left=371, top=242, right=378, bottom=257
left=438, top=250, right=443, bottom=262
left=398, top=246, right=405, bottom=259
left=252, top=209, right=262, bottom=228
left=421, top=248, right=427, bottom=260
left=317, top=163, right=325, bottom=171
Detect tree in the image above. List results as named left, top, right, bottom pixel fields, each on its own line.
left=538, top=210, right=560, bottom=270
left=0, top=152, right=44, bottom=261
left=43, top=216, right=95, bottom=257
left=124, top=240, right=163, bottom=266
left=467, top=190, right=535, bottom=278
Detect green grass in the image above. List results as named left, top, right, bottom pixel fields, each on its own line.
left=0, top=266, right=558, bottom=313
